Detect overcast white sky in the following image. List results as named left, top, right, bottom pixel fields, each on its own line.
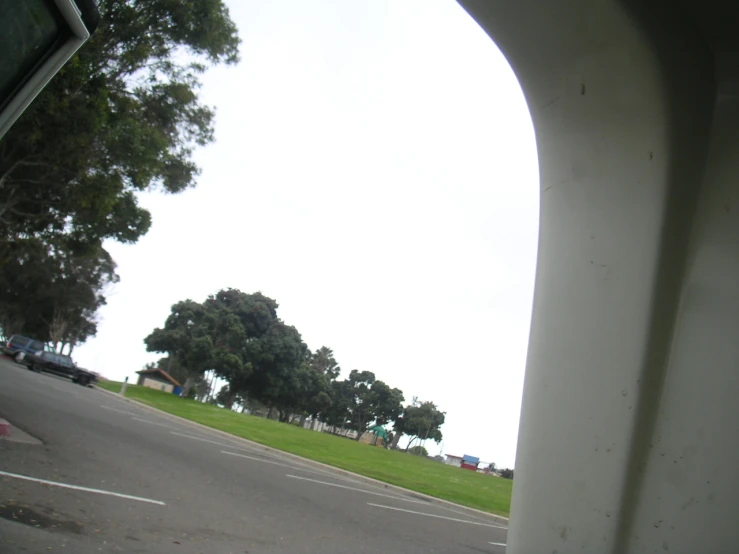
left=75, top=0, right=539, bottom=469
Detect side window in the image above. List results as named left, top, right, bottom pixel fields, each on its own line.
left=31, top=341, right=43, bottom=351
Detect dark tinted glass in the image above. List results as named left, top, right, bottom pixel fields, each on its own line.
left=0, top=0, right=64, bottom=111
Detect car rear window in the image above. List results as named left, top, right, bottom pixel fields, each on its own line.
left=8, top=335, right=30, bottom=346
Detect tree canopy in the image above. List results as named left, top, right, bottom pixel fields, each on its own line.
left=0, top=0, right=240, bottom=244
left=0, top=0, right=240, bottom=349
left=394, top=399, right=446, bottom=451
left=0, top=237, right=117, bottom=353
left=143, top=290, right=439, bottom=443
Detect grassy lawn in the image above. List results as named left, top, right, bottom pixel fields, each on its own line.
left=97, top=380, right=512, bottom=516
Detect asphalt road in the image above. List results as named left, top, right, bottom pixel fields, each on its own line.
left=0, top=358, right=508, bottom=553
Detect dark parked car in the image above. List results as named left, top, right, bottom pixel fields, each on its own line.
left=23, top=351, right=97, bottom=387
left=2, top=335, right=45, bottom=362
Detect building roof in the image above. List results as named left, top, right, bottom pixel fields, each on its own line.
left=462, top=454, right=480, bottom=464
left=136, top=368, right=182, bottom=387
left=446, top=454, right=463, bottom=459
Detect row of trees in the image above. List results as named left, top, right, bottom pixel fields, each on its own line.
left=144, top=289, right=446, bottom=445
left=0, top=0, right=240, bottom=349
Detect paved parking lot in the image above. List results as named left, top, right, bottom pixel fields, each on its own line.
left=0, top=358, right=507, bottom=553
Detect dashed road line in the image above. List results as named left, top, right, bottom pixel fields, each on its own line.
left=132, top=417, right=172, bottom=428
left=0, top=470, right=166, bottom=506
left=366, top=503, right=507, bottom=529
left=100, top=405, right=138, bottom=416
left=285, top=474, right=426, bottom=504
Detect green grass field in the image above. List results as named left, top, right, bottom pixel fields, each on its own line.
left=97, top=380, right=512, bottom=516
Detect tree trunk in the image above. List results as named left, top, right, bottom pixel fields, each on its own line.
left=391, top=431, right=402, bottom=449
left=405, top=436, right=419, bottom=452
left=299, top=415, right=307, bottom=428
left=182, top=377, right=194, bottom=398
left=310, top=417, right=316, bottom=431
left=267, top=407, right=276, bottom=420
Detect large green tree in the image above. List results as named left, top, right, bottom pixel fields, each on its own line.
left=343, top=370, right=404, bottom=440
left=0, top=0, right=240, bottom=244
left=310, top=346, right=341, bottom=380
left=323, top=379, right=352, bottom=433
left=301, top=346, right=340, bottom=428
left=0, top=0, right=240, bottom=349
left=240, top=321, right=309, bottom=420
left=145, top=290, right=308, bottom=409
left=0, top=237, right=117, bottom=352
left=144, top=299, right=218, bottom=396
left=393, top=400, right=446, bottom=451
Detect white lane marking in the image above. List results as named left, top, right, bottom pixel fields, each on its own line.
left=182, top=433, right=361, bottom=481
left=0, top=470, right=166, bottom=506
left=171, top=431, right=254, bottom=450
left=222, top=451, right=372, bottom=486
left=489, top=542, right=507, bottom=547
left=222, top=449, right=300, bottom=468
left=104, top=408, right=504, bottom=523
left=222, top=450, right=341, bottom=474
left=174, top=429, right=440, bottom=500
left=366, top=503, right=508, bottom=529
left=132, top=417, right=171, bottom=428
left=425, top=502, right=503, bottom=524
left=100, top=405, right=137, bottom=416
left=285, top=474, right=427, bottom=504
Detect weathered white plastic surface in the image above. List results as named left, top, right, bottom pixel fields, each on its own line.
left=458, top=1, right=739, bottom=552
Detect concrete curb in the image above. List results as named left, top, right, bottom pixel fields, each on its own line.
left=94, top=385, right=510, bottom=525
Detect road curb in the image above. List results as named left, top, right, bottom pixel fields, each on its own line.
left=94, top=384, right=510, bottom=525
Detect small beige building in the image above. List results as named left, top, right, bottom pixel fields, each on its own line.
left=136, top=368, right=181, bottom=394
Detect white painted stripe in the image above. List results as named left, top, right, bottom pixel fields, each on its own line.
left=178, top=432, right=354, bottom=480
left=171, top=431, right=247, bottom=449
left=222, top=450, right=344, bottom=478
left=366, top=503, right=507, bottom=529
left=222, top=451, right=383, bottom=487
left=285, top=474, right=427, bottom=504
left=222, top=449, right=296, bottom=468
left=489, top=542, right=507, bottom=547
left=0, top=470, right=166, bottom=505
left=100, top=405, right=137, bottom=416
left=424, top=501, right=503, bottom=524
left=132, top=417, right=170, bottom=428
